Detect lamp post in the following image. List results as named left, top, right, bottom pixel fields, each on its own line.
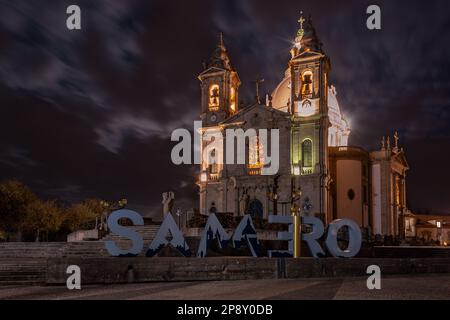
left=100, top=198, right=128, bottom=231
left=267, top=175, right=280, bottom=216
left=437, top=221, right=442, bottom=245
left=176, top=208, right=183, bottom=228
left=291, top=188, right=302, bottom=258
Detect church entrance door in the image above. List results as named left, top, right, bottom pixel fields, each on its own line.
left=247, top=199, right=263, bottom=219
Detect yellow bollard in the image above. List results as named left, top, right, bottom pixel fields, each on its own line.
left=291, top=204, right=301, bottom=258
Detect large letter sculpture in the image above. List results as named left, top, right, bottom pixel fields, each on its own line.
left=197, top=214, right=230, bottom=257
left=302, top=216, right=326, bottom=258
left=325, top=219, right=362, bottom=258
left=232, top=214, right=262, bottom=257
left=105, top=209, right=144, bottom=257
left=267, top=215, right=294, bottom=257
left=146, top=213, right=191, bottom=257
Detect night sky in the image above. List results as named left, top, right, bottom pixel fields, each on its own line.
left=1, top=0, right=450, bottom=218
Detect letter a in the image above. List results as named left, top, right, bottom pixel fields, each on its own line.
left=366, top=5, right=381, bottom=30
left=66, top=265, right=81, bottom=290
left=366, top=265, right=381, bottom=290
left=66, top=5, right=81, bottom=30
left=171, top=128, right=192, bottom=165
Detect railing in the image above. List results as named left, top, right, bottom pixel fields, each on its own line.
left=209, top=173, right=220, bottom=181
left=248, top=168, right=261, bottom=176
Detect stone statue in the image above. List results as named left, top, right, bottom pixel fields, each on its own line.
left=239, top=191, right=249, bottom=215
left=393, top=131, right=400, bottom=152
left=162, top=191, right=175, bottom=217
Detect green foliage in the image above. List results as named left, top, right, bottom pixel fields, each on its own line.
left=22, top=199, right=63, bottom=242
left=0, top=179, right=122, bottom=241
left=63, top=199, right=104, bottom=232
left=0, top=180, right=37, bottom=235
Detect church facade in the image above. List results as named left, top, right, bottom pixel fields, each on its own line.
left=196, top=15, right=409, bottom=237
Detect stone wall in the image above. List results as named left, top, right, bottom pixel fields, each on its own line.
left=45, top=256, right=450, bottom=285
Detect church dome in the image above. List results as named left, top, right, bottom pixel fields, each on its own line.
left=271, top=69, right=291, bottom=112
left=271, top=76, right=351, bottom=146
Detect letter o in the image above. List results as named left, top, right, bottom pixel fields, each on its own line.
left=325, top=219, right=362, bottom=258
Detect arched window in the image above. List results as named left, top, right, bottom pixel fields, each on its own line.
left=248, top=135, right=264, bottom=169
left=209, top=84, right=220, bottom=110
left=302, top=139, right=312, bottom=168
left=230, top=87, right=237, bottom=113
left=301, top=71, right=313, bottom=97
left=208, top=149, right=218, bottom=174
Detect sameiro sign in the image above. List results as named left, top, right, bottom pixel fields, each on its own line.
left=105, top=210, right=362, bottom=258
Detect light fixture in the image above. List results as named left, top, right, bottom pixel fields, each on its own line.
left=200, top=172, right=208, bottom=182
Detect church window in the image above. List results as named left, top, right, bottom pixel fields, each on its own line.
left=248, top=135, right=264, bottom=169
left=347, top=189, right=355, bottom=201
left=209, top=84, right=220, bottom=111
left=230, top=87, right=237, bottom=113
left=395, top=177, right=401, bottom=206
left=301, top=139, right=312, bottom=169
left=208, top=149, right=219, bottom=174
left=301, top=71, right=313, bottom=97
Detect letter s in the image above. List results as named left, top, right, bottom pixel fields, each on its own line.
left=105, top=209, right=144, bottom=257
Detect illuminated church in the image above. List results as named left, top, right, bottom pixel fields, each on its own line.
left=197, top=15, right=409, bottom=237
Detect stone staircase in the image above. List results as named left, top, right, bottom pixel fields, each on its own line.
left=0, top=258, right=47, bottom=285
left=0, top=242, right=66, bottom=258
left=0, top=224, right=162, bottom=284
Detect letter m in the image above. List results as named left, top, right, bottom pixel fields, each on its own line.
left=225, top=128, right=257, bottom=165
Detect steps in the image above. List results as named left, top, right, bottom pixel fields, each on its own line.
left=0, top=224, right=163, bottom=284
left=0, top=243, right=65, bottom=259
left=0, top=258, right=47, bottom=285
left=59, top=241, right=108, bottom=257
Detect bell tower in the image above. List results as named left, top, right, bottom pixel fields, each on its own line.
left=289, top=14, right=331, bottom=222
left=198, top=33, right=241, bottom=127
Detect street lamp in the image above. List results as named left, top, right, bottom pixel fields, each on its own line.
left=291, top=188, right=302, bottom=258
left=175, top=208, right=183, bottom=228
left=267, top=175, right=280, bottom=216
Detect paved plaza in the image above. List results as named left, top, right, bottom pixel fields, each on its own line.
left=0, top=274, right=448, bottom=300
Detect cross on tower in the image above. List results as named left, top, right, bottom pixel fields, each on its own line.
left=298, top=12, right=305, bottom=30
left=253, top=76, right=265, bottom=104
left=394, top=131, right=400, bottom=151
left=219, top=31, right=224, bottom=48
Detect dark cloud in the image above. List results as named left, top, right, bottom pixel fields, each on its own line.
left=0, top=0, right=450, bottom=217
